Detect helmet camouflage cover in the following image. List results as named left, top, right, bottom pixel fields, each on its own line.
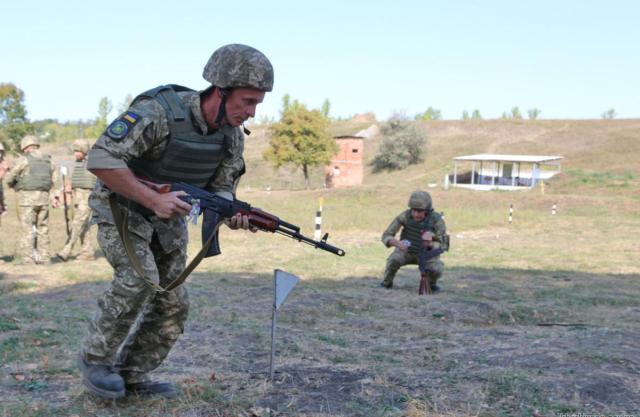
left=72, top=139, right=91, bottom=154
left=203, top=44, right=274, bottom=92
left=20, top=135, right=39, bottom=151
left=408, top=190, right=432, bottom=211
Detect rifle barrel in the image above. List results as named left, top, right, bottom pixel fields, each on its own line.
left=275, top=228, right=345, bottom=256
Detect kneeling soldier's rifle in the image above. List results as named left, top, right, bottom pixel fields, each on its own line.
left=418, top=232, right=449, bottom=295
left=110, top=179, right=345, bottom=292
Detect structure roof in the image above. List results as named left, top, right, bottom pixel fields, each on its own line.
left=453, top=154, right=563, bottom=163
left=334, top=135, right=365, bottom=140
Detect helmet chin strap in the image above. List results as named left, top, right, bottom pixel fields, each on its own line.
left=214, top=88, right=230, bottom=125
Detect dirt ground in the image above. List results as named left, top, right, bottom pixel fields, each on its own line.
left=1, top=260, right=638, bottom=417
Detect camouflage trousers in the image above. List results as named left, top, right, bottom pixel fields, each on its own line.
left=382, top=248, right=444, bottom=286
left=19, top=204, right=51, bottom=261
left=58, top=199, right=94, bottom=259
left=81, top=223, right=189, bottom=384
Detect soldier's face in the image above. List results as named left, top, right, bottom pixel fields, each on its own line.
left=223, top=88, right=265, bottom=127
left=411, top=208, right=426, bottom=221
left=74, top=151, right=86, bottom=161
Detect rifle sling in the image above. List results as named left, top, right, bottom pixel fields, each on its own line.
left=109, top=194, right=217, bottom=292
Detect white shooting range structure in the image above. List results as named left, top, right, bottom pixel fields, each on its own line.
left=451, top=154, right=563, bottom=191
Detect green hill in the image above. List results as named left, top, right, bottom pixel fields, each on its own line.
left=239, top=119, right=640, bottom=197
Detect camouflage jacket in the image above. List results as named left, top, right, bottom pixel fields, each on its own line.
left=381, top=209, right=447, bottom=252
left=86, top=88, right=246, bottom=253
left=5, top=149, right=60, bottom=206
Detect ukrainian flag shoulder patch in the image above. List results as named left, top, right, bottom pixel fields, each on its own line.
left=106, top=111, right=142, bottom=140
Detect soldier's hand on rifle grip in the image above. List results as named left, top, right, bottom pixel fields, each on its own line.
left=224, top=213, right=257, bottom=232
left=421, top=231, right=435, bottom=249
left=51, top=196, right=61, bottom=209
left=150, top=191, right=191, bottom=219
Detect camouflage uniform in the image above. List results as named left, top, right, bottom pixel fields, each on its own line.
left=81, top=89, right=247, bottom=384
left=57, top=140, right=97, bottom=260
left=381, top=194, right=447, bottom=288
left=5, top=140, right=59, bottom=263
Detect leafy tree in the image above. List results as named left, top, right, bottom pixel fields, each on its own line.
left=415, top=107, right=442, bottom=121
left=528, top=108, right=541, bottom=120
left=462, top=110, right=470, bottom=120
left=281, top=93, right=291, bottom=112
left=0, top=83, right=33, bottom=151
left=321, top=98, right=331, bottom=118
left=86, top=97, right=113, bottom=139
left=601, top=108, right=616, bottom=119
left=264, top=98, right=338, bottom=189
left=471, top=109, right=482, bottom=120
left=510, top=106, right=523, bottom=119
left=371, top=120, right=427, bottom=172
left=117, top=93, right=133, bottom=114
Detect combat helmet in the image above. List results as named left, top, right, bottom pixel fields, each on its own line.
left=408, top=190, right=432, bottom=211
left=203, top=44, right=274, bottom=92
left=20, top=135, right=39, bottom=151
left=72, top=139, right=91, bottom=154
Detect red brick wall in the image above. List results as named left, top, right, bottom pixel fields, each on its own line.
left=325, top=138, right=364, bottom=187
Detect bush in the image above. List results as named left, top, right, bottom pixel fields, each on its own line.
left=371, top=121, right=427, bottom=172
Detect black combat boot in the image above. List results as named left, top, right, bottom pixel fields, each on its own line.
left=78, top=354, right=125, bottom=399
left=125, top=381, right=178, bottom=399
left=379, top=282, right=393, bottom=289
left=430, top=284, right=441, bottom=293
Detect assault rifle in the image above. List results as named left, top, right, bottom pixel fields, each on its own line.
left=418, top=232, right=449, bottom=295
left=113, top=180, right=345, bottom=291
left=136, top=179, right=345, bottom=258
left=60, top=166, right=71, bottom=239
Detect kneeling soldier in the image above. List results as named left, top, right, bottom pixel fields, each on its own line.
left=380, top=190, right=447, bottom=291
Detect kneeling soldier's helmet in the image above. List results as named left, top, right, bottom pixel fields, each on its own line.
left=72, top=139, right=90, bottom=154
left=20, top=135, right=39, bottom=151
left=408, top=191, right=432, bottom=211
left=203, top=44, right=274, bottom=92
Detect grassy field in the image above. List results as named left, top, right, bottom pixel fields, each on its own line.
left=0, top=119, right=639, bottom=416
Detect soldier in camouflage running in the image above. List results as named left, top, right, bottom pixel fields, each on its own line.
left=380, top=190, right=447, bottom=292
left=78, top=44, right=274, bottom=400
left=56, top=139, right=97, bottom=261
left=5, top=135, right=60, bottom=264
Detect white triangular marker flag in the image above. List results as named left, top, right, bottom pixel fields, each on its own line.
left=274, top=269, right=299, bottom=310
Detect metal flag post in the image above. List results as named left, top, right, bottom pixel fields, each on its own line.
left=270, top=269, right=300, bottom=381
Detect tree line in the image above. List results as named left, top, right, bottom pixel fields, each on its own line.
left=0, top=81, right=622, bottom=188
left=0, top=82, right=132, bottom=152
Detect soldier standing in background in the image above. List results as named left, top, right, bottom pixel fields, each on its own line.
left=56, top=139, right=97, bottom=261
left=5, top=135, right=60, bottom=264
left=380, top=190, right=447, bottom=292
left=0, top=142, right=9, bottom=218
left=78, top=44, right=273, bottom=400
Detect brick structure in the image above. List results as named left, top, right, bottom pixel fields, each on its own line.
left=325, top=135, right=364, bottom=188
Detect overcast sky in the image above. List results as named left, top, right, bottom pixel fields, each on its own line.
left=2, top=0, right=639, bottom=122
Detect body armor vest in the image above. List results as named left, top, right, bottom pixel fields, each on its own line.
left=400, top=209, right=441, bottom=254
left=71, top=159, right=97, bottom=189
left=15, top=153, right=53, bottom=191
left=128, top=85, right=229, bottom=187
